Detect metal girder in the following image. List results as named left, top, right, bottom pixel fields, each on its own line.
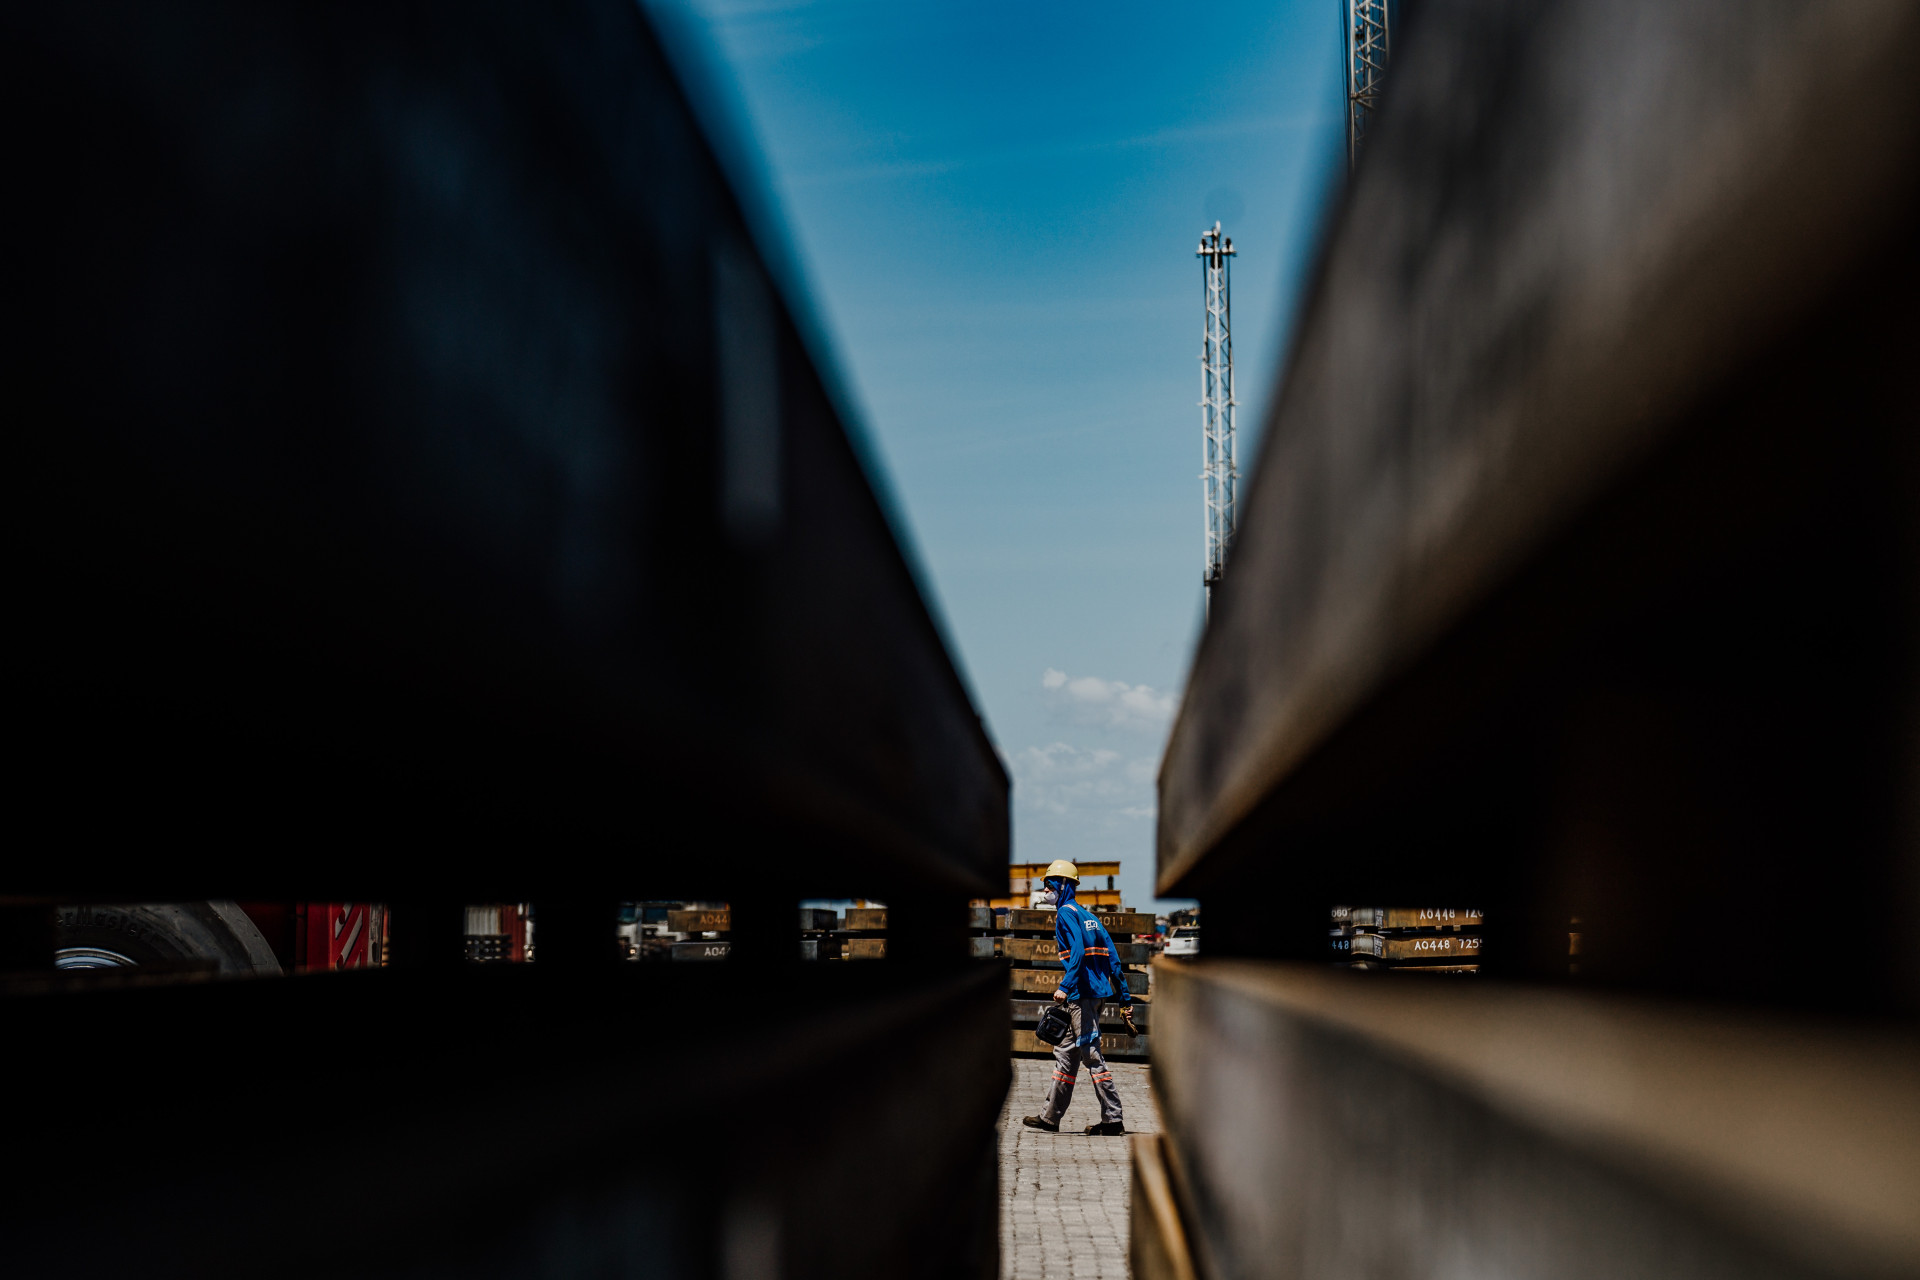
left=1157, top=0, right=1920, bottom=1012
left=1149, top=961, right=1920, bottom=1280
left=1151, top=3, right=1920, bottom=1273
left=0, top=3, right=1011, bottom=1276
left=0, top=963, right=1010, bottom=1279
left=3, top=0, right=1007, bottom=904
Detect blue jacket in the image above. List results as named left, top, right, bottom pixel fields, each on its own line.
left=1052, top=881, right=1133, bottom=1009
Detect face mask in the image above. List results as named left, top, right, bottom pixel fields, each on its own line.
left=1036, top=885, right=1058, bottom=907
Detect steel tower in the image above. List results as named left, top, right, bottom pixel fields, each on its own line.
left=1343, top=0, right=1390, bottom=165
left=1197, top=222, right=1236, bottom=614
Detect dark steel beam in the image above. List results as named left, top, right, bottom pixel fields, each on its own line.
left=3, top=0, right=1007, bottom=904
left=1151, top=960, right=1920, bottom=1280
left=1157, top=0, right=1920, bottom=1013
left=0, top=962, right=1010, bottom=1279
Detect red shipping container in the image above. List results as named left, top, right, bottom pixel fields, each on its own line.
left=299, top=903, right=377, bottom=970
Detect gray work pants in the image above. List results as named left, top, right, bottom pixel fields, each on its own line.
left=1040, top=999, right=1124, bottom=1125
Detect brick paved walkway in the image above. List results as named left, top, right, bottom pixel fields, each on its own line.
left=997, top=1055, right=1158, bottom=1280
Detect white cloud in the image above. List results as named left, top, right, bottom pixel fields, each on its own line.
left=1008, top=742, right=1158, bottom=819
left=1010, top=669, right=1178, bottom=886
left=1040, top=667, right=1177, bottom=736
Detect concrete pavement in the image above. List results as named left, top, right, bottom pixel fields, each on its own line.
left=997, top=1055, right=1157, bottom=1280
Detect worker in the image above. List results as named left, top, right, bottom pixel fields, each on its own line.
left=1021, top=860, right=1139, bottom=1135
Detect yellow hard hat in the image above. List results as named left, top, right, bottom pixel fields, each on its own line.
left=1043, top=859, right=1079, bottom=883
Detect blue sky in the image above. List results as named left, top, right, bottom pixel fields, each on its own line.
left=651, top=0, right=1349, bottom=911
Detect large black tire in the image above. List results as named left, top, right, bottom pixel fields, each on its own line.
left=55, top=902, right=282, bottom=975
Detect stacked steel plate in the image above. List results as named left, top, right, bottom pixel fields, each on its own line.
left=991, top=906, right=1154, bottom=1060
left=994, top=862, right=1124, bottom=911
left=1329, top=906, right=1484, bottom=973
left=654, top=906, right=848, bottom=961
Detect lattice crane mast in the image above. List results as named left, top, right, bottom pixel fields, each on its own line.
left=1197, top=222, right=1236, bottom=615
left=1344, top=0, right=1391, bottom=165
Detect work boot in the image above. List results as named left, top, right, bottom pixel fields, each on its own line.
left=1084, top=1121, right=1125, bottom=1136
left=1021, top=1115, right=1059, bottom=1132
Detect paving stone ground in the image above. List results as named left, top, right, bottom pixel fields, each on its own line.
left=997, top=1055, right=1157, bottom=1280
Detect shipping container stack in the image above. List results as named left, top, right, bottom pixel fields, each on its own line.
left=462, top=904, right=527, bottom=963
left=976, top=863, right=1155, bottom=1061
left=1329, top=906, right=1484, bottom=973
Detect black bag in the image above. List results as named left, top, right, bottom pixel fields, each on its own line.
left=1034, top=1002, right=1073, bottom=1047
